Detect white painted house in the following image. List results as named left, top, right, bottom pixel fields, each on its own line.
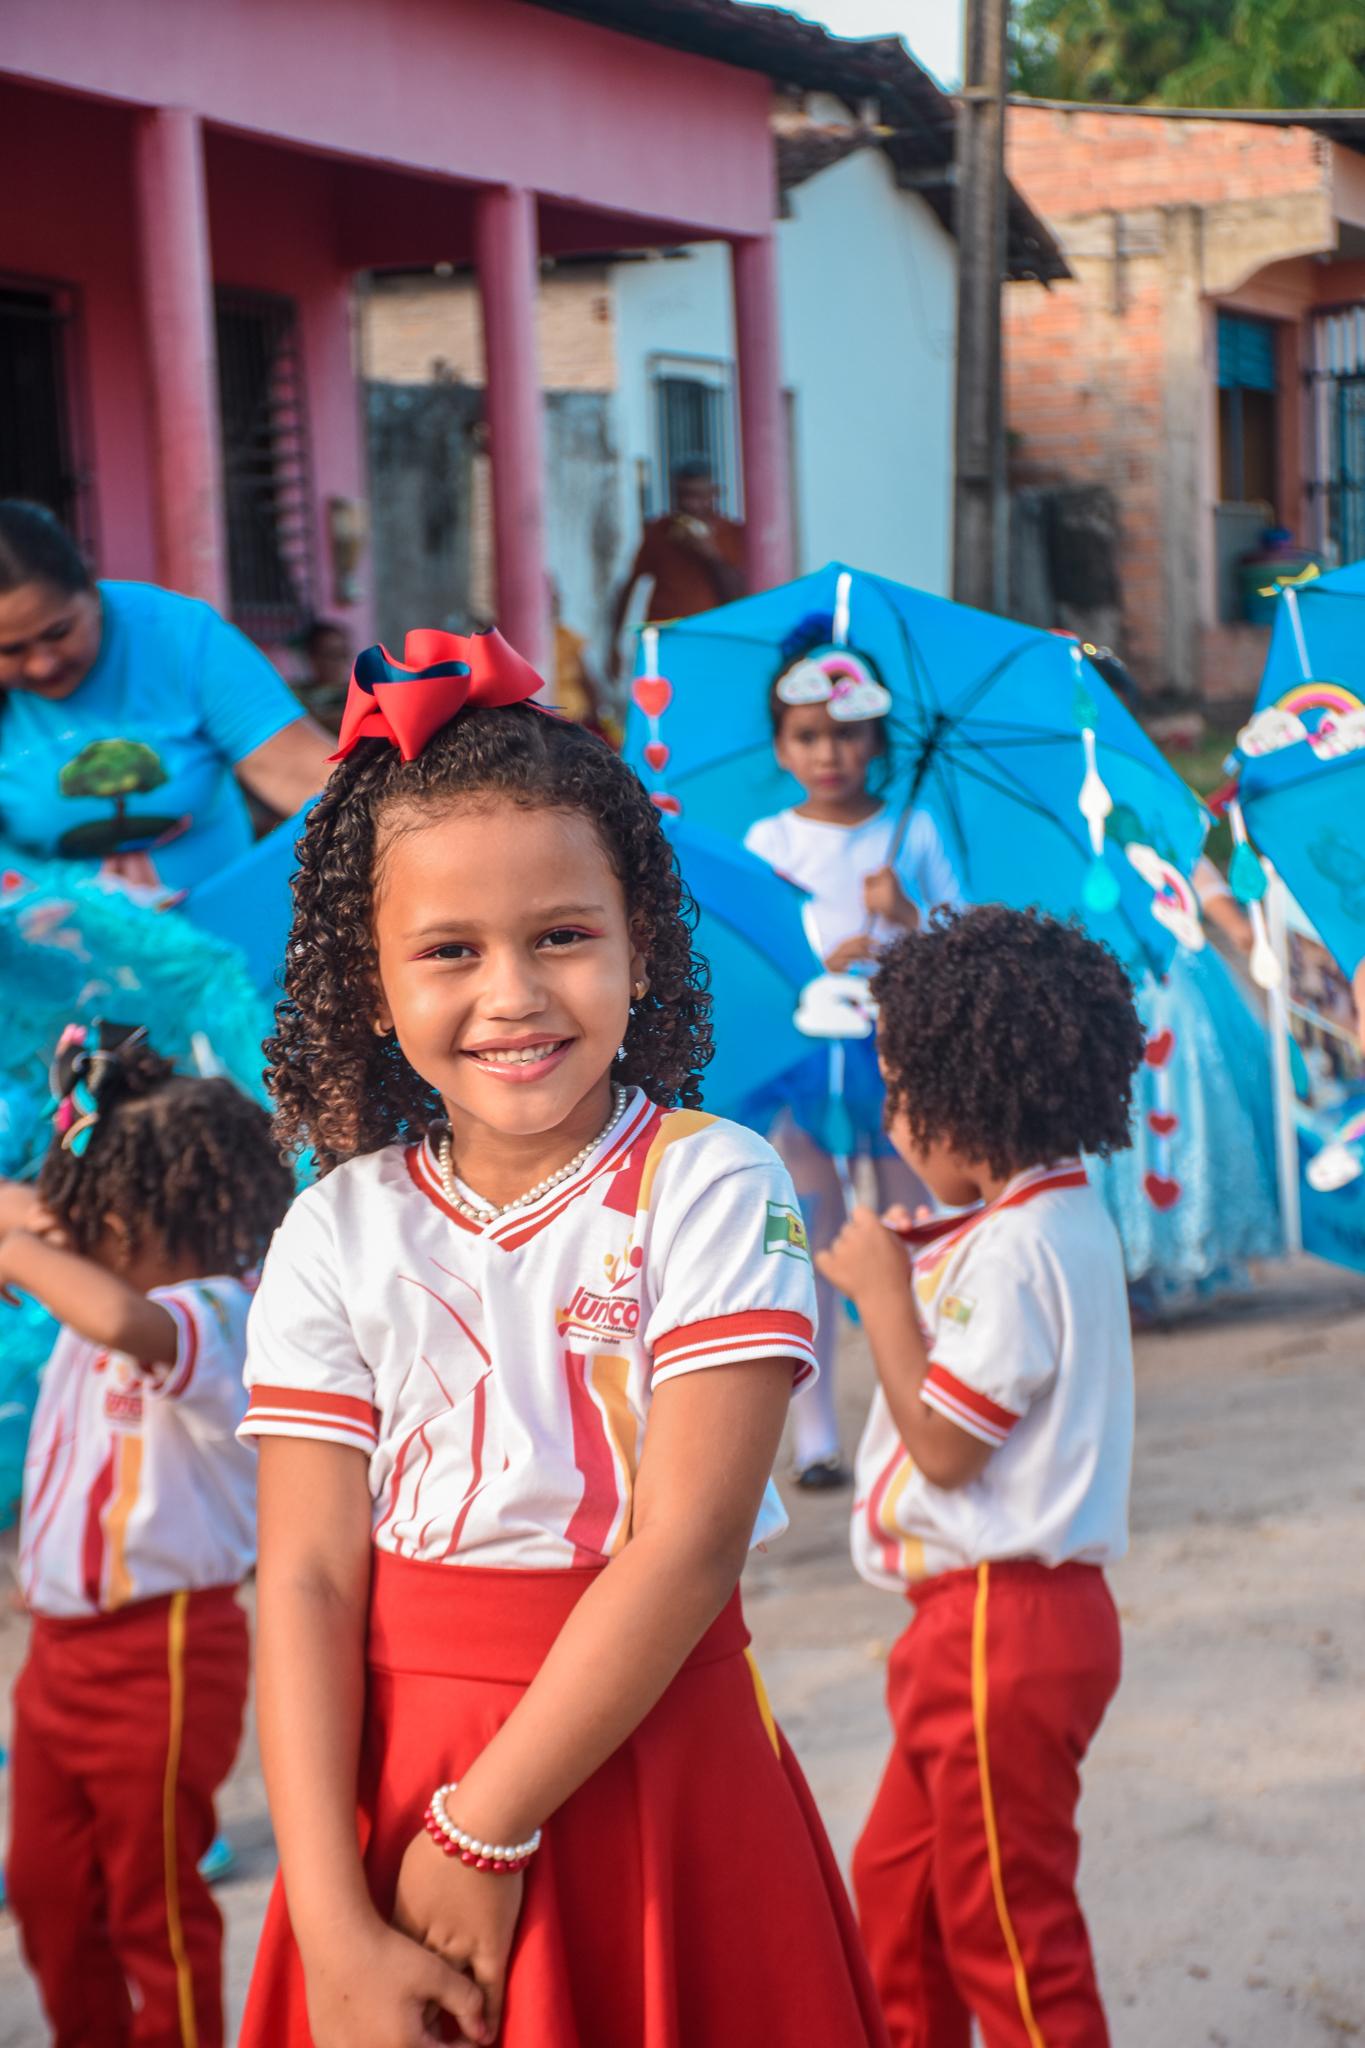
left=611, top=99, right=960, bottom=626
left=360, top=49, right=1062, bottom=696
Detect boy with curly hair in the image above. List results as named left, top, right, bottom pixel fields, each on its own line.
left=818, top=905, right=1145, bottom=2048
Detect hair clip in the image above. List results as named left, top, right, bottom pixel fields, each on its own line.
left=775, top=646, right=892, bottom=723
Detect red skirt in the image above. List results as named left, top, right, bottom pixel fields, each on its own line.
left=242, top=1550, right=888, bottom=2046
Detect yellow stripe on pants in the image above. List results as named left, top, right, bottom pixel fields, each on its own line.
left=971, top=1562, right=1047, bottom=2048
left=162, top=1590, right=199, bottom=2048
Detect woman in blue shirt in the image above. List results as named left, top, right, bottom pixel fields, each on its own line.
left=0, top=501, right=332, bottom=895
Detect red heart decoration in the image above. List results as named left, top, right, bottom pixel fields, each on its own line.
left=1144, top=1029, right=1176, bottom=1070
left=1143, top=1172, right=1183, bottom=1211
left=1147, top=1111, right=1179, bottom=1137
left=650, top=792, right=682, bottom=816
left=644, top=740, right=670, bottom=773
left=632, top=674, right=673, bottom=720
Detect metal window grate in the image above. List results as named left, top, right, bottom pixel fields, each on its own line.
left=1307, top=307, right=1365, bottom=565
left=647, top=354, right=738, bottom=517
left=0, top=282, right=85, bottom=542
left=216, top=288, right=315, bottom=639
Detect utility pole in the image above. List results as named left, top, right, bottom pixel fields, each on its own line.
left=952, top=0, right=1010, bottom=613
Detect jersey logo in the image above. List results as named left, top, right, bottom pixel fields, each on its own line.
left=103, top=1382, right=144, bottom=1429
left=764, top=1202, right=810, bottom=1261
left=941, top=1292, right=976, bottom=1328
left=558, top=1285, right=642, bottom=1339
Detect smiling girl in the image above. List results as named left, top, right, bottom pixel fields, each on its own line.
left=236, top=632, right=886, bottom=2048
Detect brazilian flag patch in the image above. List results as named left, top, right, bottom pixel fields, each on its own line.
left=764, top=1201, right=810, bottom=1260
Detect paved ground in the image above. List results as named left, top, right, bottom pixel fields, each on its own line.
left=2, top=1258, right=1364, bottom=2044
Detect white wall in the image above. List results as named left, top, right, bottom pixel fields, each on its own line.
left=608, top=138, right=958, bottom=656
left=777, top=147, right=957, bottom=593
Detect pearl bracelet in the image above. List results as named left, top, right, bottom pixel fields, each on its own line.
left=423, top=1782, right=542, bottom=1874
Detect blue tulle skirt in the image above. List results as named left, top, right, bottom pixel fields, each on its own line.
left=0, top=847, right=276, bottom=1523
left=1089, top=946, right=1281, bottom=1302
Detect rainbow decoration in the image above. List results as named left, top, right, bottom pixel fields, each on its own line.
left=1307, top=1104, right=1365, bottom=1193
left=1125, top=844, right=1203, bottom=952
left=1273, top=681, right=1364, bottom=722
left=1334, top=1107, right=1365, bottom=1148
left=775, top=646, right=892, bottom=724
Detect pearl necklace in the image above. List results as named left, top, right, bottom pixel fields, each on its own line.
left=437, top=1085, right=629, bottom=1225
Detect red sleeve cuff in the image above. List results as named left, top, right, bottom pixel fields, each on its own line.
left=652, top=1309, right=818, bottom=1388
left=920, top=1363, right=1021, bottom=1448
left=239, top=1383, right=379, bottom=1452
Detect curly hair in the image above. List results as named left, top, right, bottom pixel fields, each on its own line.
left=872, top=905, right=1144, bottom=1178
left=267, top=704, right=713, bottom=1171
left=38, top=1037, right=293, bottom=1274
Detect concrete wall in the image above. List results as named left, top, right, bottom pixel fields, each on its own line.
left=5, top=0, right=775, bottom=244
left=0, top=82, right=157, bottom=580
left=367, top=383, right=619, bottom=659
left=363, top=268, right=616, bottom=391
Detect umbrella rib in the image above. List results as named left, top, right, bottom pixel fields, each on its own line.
left=865, top=573, right=933, bottom=723
left=928, top=757, right=972, bottom=878
left=945, top=750, right=1164, bottom=973
left=941, top=639, right=1042, bottom=725
left=957, top=721, right=1186, bottom=778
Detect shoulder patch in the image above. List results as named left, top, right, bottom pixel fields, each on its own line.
left=940, top=1292, right=976, bottom=1328
left=764, top=1200, right=810, bottom=1261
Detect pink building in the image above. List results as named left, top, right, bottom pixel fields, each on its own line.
left=0, top=0, right=893, bottom=672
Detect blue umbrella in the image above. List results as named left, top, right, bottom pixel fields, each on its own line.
left=1236, top=566, right=1365, bottom=979
left=662, top=817, right=817, bottom=1118
left=184, top=800, right=315, bottom=995
left=626, top=564, right=1207, bottom=980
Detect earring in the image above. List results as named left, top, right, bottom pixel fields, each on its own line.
left=633, top=979, right=649, bottom=1001
left=615, top=1042, right=627, bottom=1063
left=372, top=1019, right=394, bottom=1038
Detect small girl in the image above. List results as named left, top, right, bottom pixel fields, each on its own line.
left=743, top=621, right=962, bottom=1487
left=237, top=631, right=886, bottom=2048
left=2, top=1023, right=292, bottom=2048
left=818, top=908, right=1143, bottom=2048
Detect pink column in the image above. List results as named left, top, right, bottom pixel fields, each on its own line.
left=132, top=108, right=227, bottom=607
left=730, top=233, right=793, bottom=593
left=475, top=185, right=550, bottom=679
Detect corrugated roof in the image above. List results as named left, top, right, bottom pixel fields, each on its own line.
left=530, top=0, right=1069, bottom=280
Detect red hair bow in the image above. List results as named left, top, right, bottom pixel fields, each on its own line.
left=330, top=628, right=546, bottom=763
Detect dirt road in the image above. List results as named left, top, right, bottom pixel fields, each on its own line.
left=2, top=1259, right=1363, bottom=2045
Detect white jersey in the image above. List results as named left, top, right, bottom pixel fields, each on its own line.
left=852, top=1162, right=1133, bottom=1591
left=743, top=805, right=961, bottom=961
left=19, top=1278, right=257, bottom=1619
left=242, top=1092, right=818, bottom=1568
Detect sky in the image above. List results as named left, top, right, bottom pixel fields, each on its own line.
left=740, top=0, right=966, bottom=89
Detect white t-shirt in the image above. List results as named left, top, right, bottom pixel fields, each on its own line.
left=852, top=1162, right=1133, bottom=1590
left=241, top=1092, right=818, bottom=1568
left=19, top=1278, right=257, bottom=1619
left=743, top=805, right=961, bottom=960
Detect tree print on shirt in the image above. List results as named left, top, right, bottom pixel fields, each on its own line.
left=56, top=738, right=185, bottom=859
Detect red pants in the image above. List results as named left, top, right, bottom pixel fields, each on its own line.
left=7, top=1585, right=249, bottom=2048
left=854, top=1561, right=1121, bottom=2048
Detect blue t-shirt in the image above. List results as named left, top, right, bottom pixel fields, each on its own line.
left=0, top=581, right=303, bottom=894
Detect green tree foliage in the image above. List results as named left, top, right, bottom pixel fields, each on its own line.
left=59, top=738, right=169, bottom=811
left=1012, top=0, right=1365, bottom=108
